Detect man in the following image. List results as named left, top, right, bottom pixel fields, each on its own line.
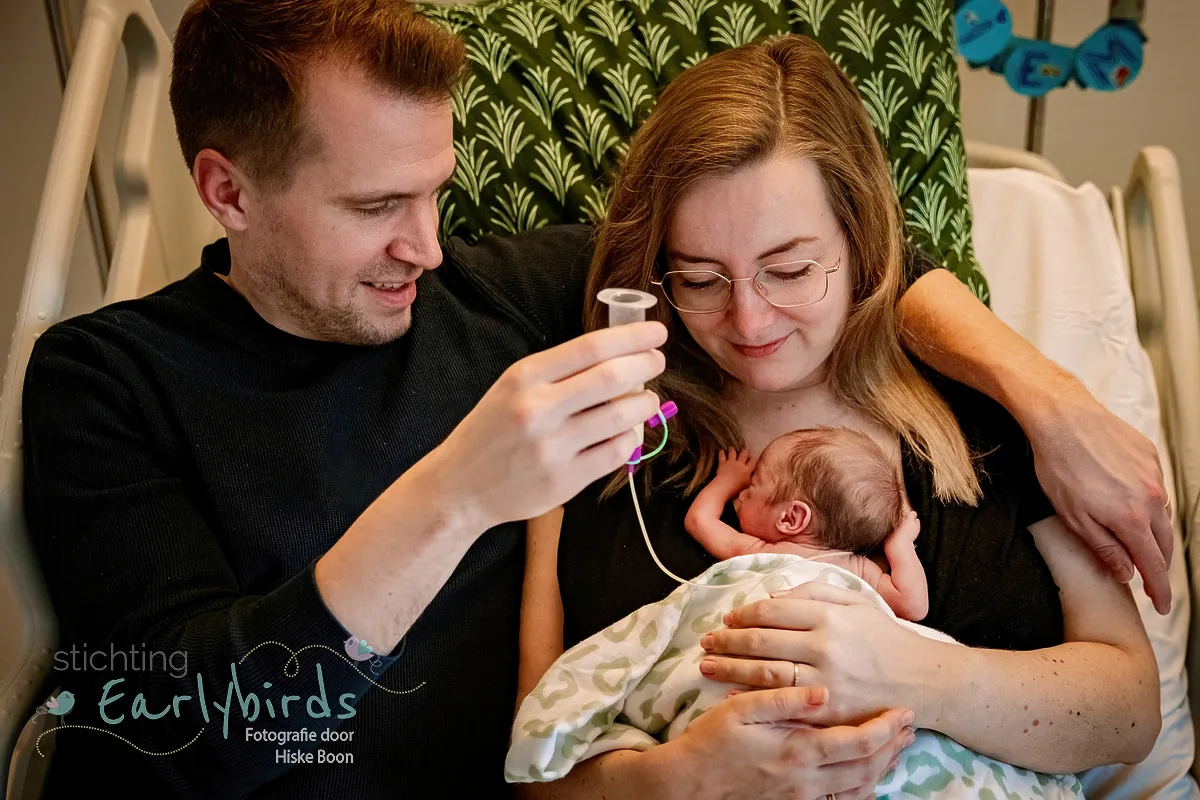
left=21, top=1, right=1171, bottom=797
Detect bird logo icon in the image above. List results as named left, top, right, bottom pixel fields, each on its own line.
left=344, top=636, right=374, bottom=662
left=46, top=691, right=74, bottom=716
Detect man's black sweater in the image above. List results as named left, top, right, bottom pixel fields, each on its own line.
left=21, top=226, right=593, bottom=798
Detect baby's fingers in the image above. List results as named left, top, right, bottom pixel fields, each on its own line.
left=889, top=510, right=920, bottom=542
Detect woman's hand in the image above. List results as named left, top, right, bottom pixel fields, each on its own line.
left=664, top=686, right=914, bottom=800
left=1020, top=379, right=1173, bottom=614
left=697, top=583, right=945, bottom=728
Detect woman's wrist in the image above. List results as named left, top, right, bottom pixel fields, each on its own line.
left=642, top=742, right=691, bottom=800
left=590, top=744, right=690, bottom=800
left=907, top=637, right=966, bottom=730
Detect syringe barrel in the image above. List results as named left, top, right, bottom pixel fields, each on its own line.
left=598, top=288, right=657, bottom=325
left=597, top=288, right=658, bottom=447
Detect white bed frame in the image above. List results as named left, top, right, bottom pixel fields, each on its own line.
left=2, top=2, right=1199, bottom=797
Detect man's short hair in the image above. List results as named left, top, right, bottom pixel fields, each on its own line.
left=170, top=0, right=465, bottom=189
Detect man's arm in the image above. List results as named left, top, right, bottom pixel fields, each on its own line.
left=22, top=329, right=400, bottom=796
left=315, top=322, right=666, bottom=651
left=896, top=268, right=1173, bottom=613
left=22, top=321, right=665, bottom=795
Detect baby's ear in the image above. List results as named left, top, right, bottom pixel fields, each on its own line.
left=776, top=501, right=812, bottom=536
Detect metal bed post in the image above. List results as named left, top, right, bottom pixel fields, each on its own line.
left=1025, top=0, right=1055, bottom=154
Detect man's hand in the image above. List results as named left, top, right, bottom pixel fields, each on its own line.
left=896, top=268, right=1173, bottom=616
left=1022, top=377, right=1173, bottom=614
left=316, top=322, right=666, bottom=653
left=429, top=321, right=668, bottom=530
left=714, top=448, right=756, bottom=489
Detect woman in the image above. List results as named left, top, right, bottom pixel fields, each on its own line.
left=517, top=35, right=1159, bottom=800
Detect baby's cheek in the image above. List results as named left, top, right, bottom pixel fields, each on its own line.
left=736, top=501, right=766, bottom=537
left=733, top=502, right=747, bottom=528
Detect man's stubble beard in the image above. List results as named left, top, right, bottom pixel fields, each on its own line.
left=249, top=255, right=411, bottom=346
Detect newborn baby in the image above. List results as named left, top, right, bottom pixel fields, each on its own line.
left=684, top=427, right=927, bottom=621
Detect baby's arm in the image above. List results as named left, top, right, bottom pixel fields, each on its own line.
left=867, top=511, right=929, bottom=621
left=684, top=449, right=768, bottom=561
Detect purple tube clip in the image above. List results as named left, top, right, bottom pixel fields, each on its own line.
left=647, top=401, right=678, bottom=428
left=626, top=445, right=643, bottom=475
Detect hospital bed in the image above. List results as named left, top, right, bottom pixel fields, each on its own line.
left=1, top=0, right=1199, bottom=797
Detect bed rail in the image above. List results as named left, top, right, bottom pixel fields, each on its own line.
left=0, top=0, right=193, bottom=795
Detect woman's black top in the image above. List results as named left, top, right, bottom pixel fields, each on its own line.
left=559, top=370, right=1065, bottom=652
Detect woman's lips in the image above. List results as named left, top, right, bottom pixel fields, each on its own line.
left=732, top=333, right=791, bottom=359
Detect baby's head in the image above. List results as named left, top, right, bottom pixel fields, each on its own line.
left=734, top=427, right=904, bottom=551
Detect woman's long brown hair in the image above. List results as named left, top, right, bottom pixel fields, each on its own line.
left=586, top=35, right=980, bottom=505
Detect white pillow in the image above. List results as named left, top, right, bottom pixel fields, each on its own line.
left=968, top=167, right=1198, bottom=799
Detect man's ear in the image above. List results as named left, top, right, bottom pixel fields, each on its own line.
left=192, top=148, right=252, bottom=232
left=776, top=501, right=812, bottom=536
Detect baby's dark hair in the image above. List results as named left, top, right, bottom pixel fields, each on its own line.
left=761, top=427, right=904, bottom=552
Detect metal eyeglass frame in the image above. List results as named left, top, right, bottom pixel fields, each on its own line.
left=650, top=243, right=843, bottom=314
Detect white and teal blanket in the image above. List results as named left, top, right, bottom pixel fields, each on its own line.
left=506, top=553, right=1083, bottom=798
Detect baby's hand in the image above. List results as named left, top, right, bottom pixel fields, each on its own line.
left=887, top=511, right=921, bottom=546
left=715, top=448, right=756, bottom=487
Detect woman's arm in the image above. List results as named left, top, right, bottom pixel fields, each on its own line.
left=518, top=507, right=566, bottom=709
left=516, top=690, right=912, bottom=800
left=518, top=506, right=674, bottom=798
left=927, top=515, right=1159, bottom=770
left=705, top=518, right=1160, bottom=773
left=897, top=269, right=1172, bottom=614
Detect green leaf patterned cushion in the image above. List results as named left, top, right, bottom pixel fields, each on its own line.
left=416, top=0, right=988, bottom=303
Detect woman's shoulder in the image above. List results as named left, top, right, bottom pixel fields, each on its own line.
left=909, top=361, right=1054, bottom=525
left=914, top=363, right=1027, bottom=456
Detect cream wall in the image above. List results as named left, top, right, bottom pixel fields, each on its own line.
left=958, top=0, right=1200, bottom=267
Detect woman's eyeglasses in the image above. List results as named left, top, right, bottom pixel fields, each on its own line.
left=650, top=245, right=842, bottom=314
